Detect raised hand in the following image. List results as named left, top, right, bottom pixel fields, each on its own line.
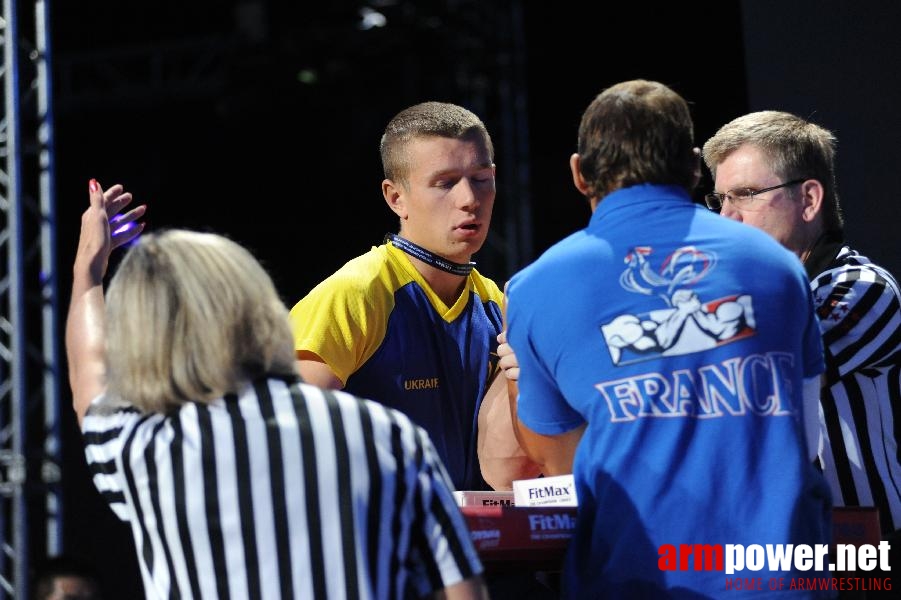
left=67, top=179, right=146, bottom=424
left=75, top=179, right=146, bottom=283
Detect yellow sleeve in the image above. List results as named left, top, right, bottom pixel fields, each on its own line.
left=289, top=249, right=396, bottom=384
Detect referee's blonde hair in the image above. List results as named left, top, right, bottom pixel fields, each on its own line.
left=104, top=229, right=297, bottom=412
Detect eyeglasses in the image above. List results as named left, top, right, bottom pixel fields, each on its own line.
left=704, top=178, right=807, bottom=211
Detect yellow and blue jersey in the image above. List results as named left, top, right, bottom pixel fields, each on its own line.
left=290, top=242, right=504, bottom=490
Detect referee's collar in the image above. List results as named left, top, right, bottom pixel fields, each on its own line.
left=803, top=229, right=845, bottom=281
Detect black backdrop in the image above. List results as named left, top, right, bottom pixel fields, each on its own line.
left=47, top=1, right=901, bottom=596
left=740, top=0, right=901, bottom=278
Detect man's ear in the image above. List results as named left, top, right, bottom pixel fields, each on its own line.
left=383, top=178, right=407, bottom=219
left=799, top=179, right=824, bottom=223
left=570, top=153, right=591, bottom=197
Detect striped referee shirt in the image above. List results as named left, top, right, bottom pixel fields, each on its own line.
left=82, top=376, right=483, bottom=599
left=807, top=238, right=901, bottom=535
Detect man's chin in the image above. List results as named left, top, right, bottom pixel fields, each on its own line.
left=449, top=237, right=485, bottom=260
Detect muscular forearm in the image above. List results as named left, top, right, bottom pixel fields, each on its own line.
left=508, top=384, right=585, bottom=476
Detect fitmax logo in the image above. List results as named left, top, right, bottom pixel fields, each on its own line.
left=528, top=513, right=577, bottom=532
left=528, top=484, right=573, bottom=499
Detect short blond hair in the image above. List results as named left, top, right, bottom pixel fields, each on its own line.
left=104, top=230, right=297, bottom=412
left=379, top=101, right=494, bottom=185
left=702, top=110, right=843, bottom=232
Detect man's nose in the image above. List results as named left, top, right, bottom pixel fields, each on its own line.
left=719, top=204, right=742, bottom=221
left=456, top=179, right=479, bottom=210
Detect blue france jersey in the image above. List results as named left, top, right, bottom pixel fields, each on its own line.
left=507, top=184, right=832, bottom=597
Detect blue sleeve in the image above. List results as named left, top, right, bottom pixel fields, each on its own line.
left=506, top=275, right=585, bottom=435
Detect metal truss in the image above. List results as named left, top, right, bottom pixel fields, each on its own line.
left=0, top=0, right=58, bottom=598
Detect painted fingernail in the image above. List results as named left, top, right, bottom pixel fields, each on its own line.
left=89, top=179, right=99, bottom=193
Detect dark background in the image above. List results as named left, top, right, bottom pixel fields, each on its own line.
left=42, top=1, right=899, bottom=596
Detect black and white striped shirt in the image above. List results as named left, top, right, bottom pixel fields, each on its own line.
left=82, top=376, right=483, bottom=599
left=809, top=244, right=901, bottom=534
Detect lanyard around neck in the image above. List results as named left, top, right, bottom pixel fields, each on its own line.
left=384, top=233, right=475, bottom=276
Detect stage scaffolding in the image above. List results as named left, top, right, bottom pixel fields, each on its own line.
left=0, top=0, right=59, bottom=598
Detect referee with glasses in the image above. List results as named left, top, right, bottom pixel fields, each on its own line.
left=66, top=179, right=487, bottom=599
left=704, top=111, right=901, bottom=580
